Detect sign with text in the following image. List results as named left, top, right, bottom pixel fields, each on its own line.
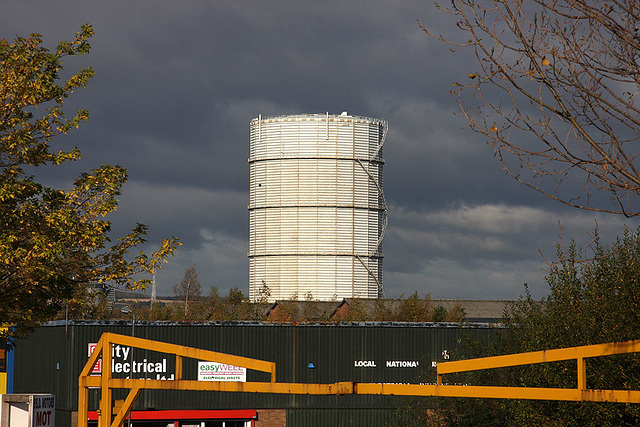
left=198, top=362, right=246, bottom=382
left=88, top=342, right=174, bottom=380
left=88, top=343, right=102, bottom=374
left=32, top=394, right=55, bottom=427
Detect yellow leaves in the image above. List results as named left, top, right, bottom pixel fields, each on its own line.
left=541, top=57, right=550, bottom=67
left=469, top=73, right=477, bottom=79
left=490, top=126, right=498, bottom=133
left=0, top=25, right=185, bottom=333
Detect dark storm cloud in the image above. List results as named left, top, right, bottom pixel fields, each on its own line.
left=2, top=1, right=632, bottom=299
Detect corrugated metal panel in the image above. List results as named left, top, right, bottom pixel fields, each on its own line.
left=249, top=113, right=387, bottom=302
left=13, top=322, right=496, bottom=415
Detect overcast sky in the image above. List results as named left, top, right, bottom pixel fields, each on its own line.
left=3, top=1, right=631, bottom=300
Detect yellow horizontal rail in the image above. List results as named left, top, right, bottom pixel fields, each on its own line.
left=82, top=376, right=354, bottom=395
left=354, top=383, right=640, bottom=402
left=437, top=340, right=640, bottom=375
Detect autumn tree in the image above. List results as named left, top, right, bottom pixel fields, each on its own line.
left=441, top=302, right=466, bottom=322
left=200, top=285, right=227, bottom=320
left=0, top=25, right=180, bottom=342
left=371, top=298, right=396, bottom=321
left=422, top=0, right=640, bottom=216
left=250, top=281, right=272, bottom=320
left=147, top=302, right=178, bottom=321
left=338, top=298, right=369, bottom=321
left=395, top=292, right=434, bottom=322
left=230, top=286, right=254, bottom=320
left=173, top=264, right=201, bottom=318
left=226, top=286, right=246, bottom=306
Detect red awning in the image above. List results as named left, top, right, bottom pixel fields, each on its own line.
left=87, top=409, right=257, bottom=421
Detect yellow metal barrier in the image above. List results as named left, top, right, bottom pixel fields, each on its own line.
left=78, top=334, right=640, bottom=427
left=78, top=333, right=277, bottom=427
left=434, top=340, right=640, bottom=402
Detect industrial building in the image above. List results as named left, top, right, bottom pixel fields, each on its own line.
left=248, top=113, right=387, bottom=302
left=7, top=320, right=496, bottom=426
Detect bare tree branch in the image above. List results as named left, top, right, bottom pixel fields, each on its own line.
left=422, top=0, right=640, bottom=216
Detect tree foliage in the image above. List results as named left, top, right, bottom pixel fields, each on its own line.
left=429, top=229, right=640, bottom=426
left=396, top=292, right=435, bottom=322
left=422, top=0, right=640, bottom=216
left=173, top=264, right=201, bottom=318
left=0, top=25, right=180, bottom=341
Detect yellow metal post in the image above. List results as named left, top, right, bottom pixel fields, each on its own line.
left=78, top=334, right=106, bottom=427
left=78, top=385, right=89, bottom=427
left=175, top=355, right=182, bottom=381
left=100, top=338, right=112, bottom=427
left=577, top=356, right=586, bottom=391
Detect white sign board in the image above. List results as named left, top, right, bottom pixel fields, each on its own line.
left=32, top=395, right=55, bottom=427
left=198, top=362, right=246, bottom=382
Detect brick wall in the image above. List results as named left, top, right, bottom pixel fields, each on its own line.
left=255, top=409, right=286, bottom=427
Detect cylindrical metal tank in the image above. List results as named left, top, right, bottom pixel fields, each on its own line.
left=248, top=113, right=387, bottom=302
